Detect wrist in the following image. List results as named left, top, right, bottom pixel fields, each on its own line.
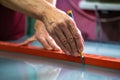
left=35, top=0, right=56, bottom=20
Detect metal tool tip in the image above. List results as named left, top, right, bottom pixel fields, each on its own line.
left=79, top=52, right=85, bottom=65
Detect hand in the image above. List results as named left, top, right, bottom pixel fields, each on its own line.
left=20, top=20, right=60, bottom=51
left=41, top=8, right=84, bottom=56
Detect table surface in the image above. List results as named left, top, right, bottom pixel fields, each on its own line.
left=0, top=36, right=120, bottom=80
left=0, top=51, right=120, bottom=80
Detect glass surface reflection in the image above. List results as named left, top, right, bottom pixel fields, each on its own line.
left=0, top=52, right=120, bottom=80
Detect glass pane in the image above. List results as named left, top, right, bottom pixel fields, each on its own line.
left=0, top=51, right=120, bottom=80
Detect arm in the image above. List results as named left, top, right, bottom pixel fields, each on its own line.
left=0, top=0, right=84, bottom=56
left=0, top=0, right=55, bottom=19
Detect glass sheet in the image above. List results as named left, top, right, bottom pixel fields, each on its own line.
left=0, top=51, right=120, bottom=80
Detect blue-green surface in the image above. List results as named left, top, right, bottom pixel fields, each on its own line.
left=0, top=58, right=36, bottom=80
left=0, top=52, right=120, bottom=80
left=1, top=36, right=120, bottom=80
left=84, top=41, right=120, bottom=58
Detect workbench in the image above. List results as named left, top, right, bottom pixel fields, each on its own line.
left=0, top=36, right=120, bottom=80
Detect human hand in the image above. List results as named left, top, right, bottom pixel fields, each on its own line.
left=20, top=20, right=60, bottom=51
left=41, top=8, right=84, bottom=56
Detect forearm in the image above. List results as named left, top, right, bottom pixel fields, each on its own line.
left=0, top=0, right=55, bottom=19
left=35, top=0, right=56, bottom=24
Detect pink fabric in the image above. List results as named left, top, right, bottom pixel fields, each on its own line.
left=56, top=0, right=96, bottom=40
left=0, top=5, right=26, bottom=41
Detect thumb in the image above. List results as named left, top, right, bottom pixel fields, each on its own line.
left=20, top=35, right=36, bottom=46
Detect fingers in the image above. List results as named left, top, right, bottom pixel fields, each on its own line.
left=37, top=37, right=53, bottom=50
left=47, top=23, right=71, bottom=55
left=20, top=35, right=36, bottom=46
left=50, top=31, right=70, bottom=55
left=48, top=22, right=76, bottom=55
left=66, top=20, right=84, bottom=53
left=35, top=23, right=60, bottom=50
left=58, top=22, right=78, bottom=56
left=54, top=26, right=72, bottom=55
left=37, top=36, right=60, bottom=50
left=47, top=20, right=84, bottom=56
left=46, top=36, right=60, bottom=50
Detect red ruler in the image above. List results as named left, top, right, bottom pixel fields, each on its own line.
left=0, top=41, right=120, bottom=70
